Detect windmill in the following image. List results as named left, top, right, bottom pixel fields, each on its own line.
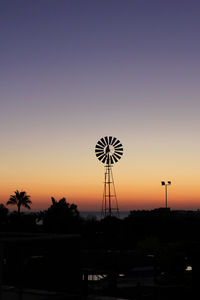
left=95, top=136, right=123, bottom=217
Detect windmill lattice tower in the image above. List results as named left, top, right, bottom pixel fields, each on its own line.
left=95, top=136, right=123, bottom=218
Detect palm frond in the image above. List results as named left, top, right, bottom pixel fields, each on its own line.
left=23, top=203, right=31, bottom=209
left=7, top=200, right=17, bottom=205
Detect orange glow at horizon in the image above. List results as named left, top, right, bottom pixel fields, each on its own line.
left=1, top=172, right=200, bottom=211
left=1, top=134, right=200, bottom=211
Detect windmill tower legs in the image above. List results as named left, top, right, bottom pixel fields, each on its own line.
left=101, top=164, right=119, bottom=218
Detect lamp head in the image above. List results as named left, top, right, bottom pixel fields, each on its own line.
left=161, top=181, right=165, bottom=186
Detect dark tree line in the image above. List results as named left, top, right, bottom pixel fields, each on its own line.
left=2, top=190, right=200, bottom=289
left=2, top=190, right=200, bottom=254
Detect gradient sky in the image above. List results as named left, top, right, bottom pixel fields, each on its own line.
left=1, top=0, right=200, bottom=211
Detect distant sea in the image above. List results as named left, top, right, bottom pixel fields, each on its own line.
left=80, top=210, right=130, bottom=220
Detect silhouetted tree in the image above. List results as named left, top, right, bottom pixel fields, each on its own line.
left=43, top=197, right=81, bottom=233
left=0, top=203, right=9, bottom=224
left=7, top=190, right=32, bottom=214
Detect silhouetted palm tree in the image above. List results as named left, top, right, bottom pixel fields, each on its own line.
left=7, top=190, right=32, bottom=214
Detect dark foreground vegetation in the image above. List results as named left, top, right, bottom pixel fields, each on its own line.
left=0, top=194, right=200, bottom=299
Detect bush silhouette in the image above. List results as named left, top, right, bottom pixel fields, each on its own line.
left=0, top=204, right=8, bottom=226
left=43, top=197, right=81, bottom=233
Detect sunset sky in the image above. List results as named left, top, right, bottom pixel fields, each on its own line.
left=1, top=0, right=200, bottom=211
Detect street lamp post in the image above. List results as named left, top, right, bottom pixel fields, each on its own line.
left=161, top=181, right=171, bottom=208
